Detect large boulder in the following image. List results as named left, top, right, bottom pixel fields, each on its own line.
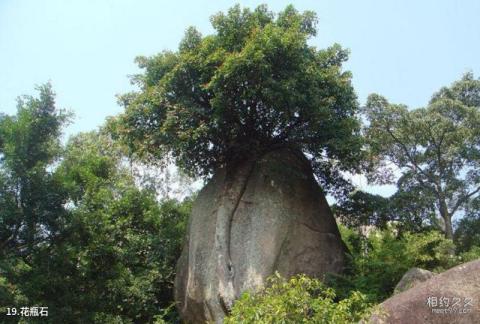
left=370, top=259, right=480, bottom=324
left=174, top=148, right=347, bottom=323
left=394, top=267, right=435, bottom=294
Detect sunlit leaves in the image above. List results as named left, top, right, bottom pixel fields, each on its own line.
left=114, top=5, right=361, bottom=198
left=225, top=273, right=372, bottom=323
left=362, top=74, right=480, bottom=238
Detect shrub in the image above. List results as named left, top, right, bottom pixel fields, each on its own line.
left=331, top=225, right=458, bottom=303
left=225, top=273, right=372, bottom=324
left=459, top=246, right=480, bottom=263
left=454, top=213, right=480, bottom=253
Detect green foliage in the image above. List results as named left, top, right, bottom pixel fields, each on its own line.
left=1, top=10, right=479, bottom=324
left=0, top=84, right=72, bottom=317
left=334, top=190, right=439, bottom=234
left=113, top=4, right=361, bottom=198
left=454, top=208, right=480, bottom=253
left=0, top=83, right=71, bottom=257
left=363, top=73, right=480, bottom=239
left=331, top=225, right=458, bottom=303
left=334, top=191, right=390, bottom=229
left=0, top=84, right=70, bottom=314
left=454, top=203, right=480, bottom=261
left=36, top=131, right=190, bottom=323
left=430, top=71, right=480, bottom=107
left=458, top=246, right=480, bottom=263
left=0, top=87, right=191, bottom=323
left=225, top=273, right=372, bottom=324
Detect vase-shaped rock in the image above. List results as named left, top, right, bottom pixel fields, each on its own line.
left=174, top=148, right=347, bottom=323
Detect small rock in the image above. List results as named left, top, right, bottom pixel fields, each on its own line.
left=394, top=267, right=435, bottom=294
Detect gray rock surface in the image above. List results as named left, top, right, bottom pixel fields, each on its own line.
left=394, top=267, right=435, bottom=294
left=370, top=259, right=480, bottom=324
left=174, top=148, right=347, bottom=323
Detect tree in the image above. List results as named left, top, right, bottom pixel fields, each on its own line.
left=454, top=197, right=480, bottom=253
left=112, top=4, right=362, bottom=311
left=40, top=131, right=191, bottom=323
left=112, top=4, right=361, bottom=189
left=332, top=225, right=456, bottom=303
left=1, top=126, right=192, bottom=323
left=0, top=83, right=70, bottom=257
left=334, top=189, right=438, bottom=234
left=363, top=73, right=480, bottom=240
left=0, top=84, right=71, bottom=320
left=0, top=85, right=192, bottom=322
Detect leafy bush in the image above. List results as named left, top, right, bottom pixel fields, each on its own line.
left=331, top=225, right=458, bottom=303
left=455, top=213, right=480, bottom=253
left=459, top=246, right=480, bottom=263
left=0, top=128, right=191, bottom=323
left=225, top=273, right=372, bottom=324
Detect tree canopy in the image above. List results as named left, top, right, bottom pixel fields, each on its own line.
left=334, top=190, right=434, bottom=234
left=363, top=73, right=480, bottom=239
left=0, top=83, right=71, bottom=257
left=112, top=4, right=361, bottom=195
left=0, top=86, right=191, bottom=323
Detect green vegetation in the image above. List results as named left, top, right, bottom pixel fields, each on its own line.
left=362, top=74, right=480, bottom=239
left=223, top=225, right=480, bottom=324
left=455, top=203, right=480, bottom=253
left=0, top=4, right=479, bottom=323
left=330, top=225, right=480, bottom=303
left=0, top=86, right=190, bottom=323
left=112, top=4, right=362, bottom=198
left=225, top=273, right=372, bottom=324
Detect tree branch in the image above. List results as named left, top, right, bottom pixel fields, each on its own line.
left=384, top=127, right=439, bottom=189
left=451, top=185, right=480, bottom=215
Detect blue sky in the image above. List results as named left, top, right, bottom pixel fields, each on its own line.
left=1, top=0, right=479, bottom=195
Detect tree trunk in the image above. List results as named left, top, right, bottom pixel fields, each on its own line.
left=443, top=212, right=453, bottom=241
left=438, top=196, right=455, bottom=255
left=439, top=198, right=453, bottom=241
